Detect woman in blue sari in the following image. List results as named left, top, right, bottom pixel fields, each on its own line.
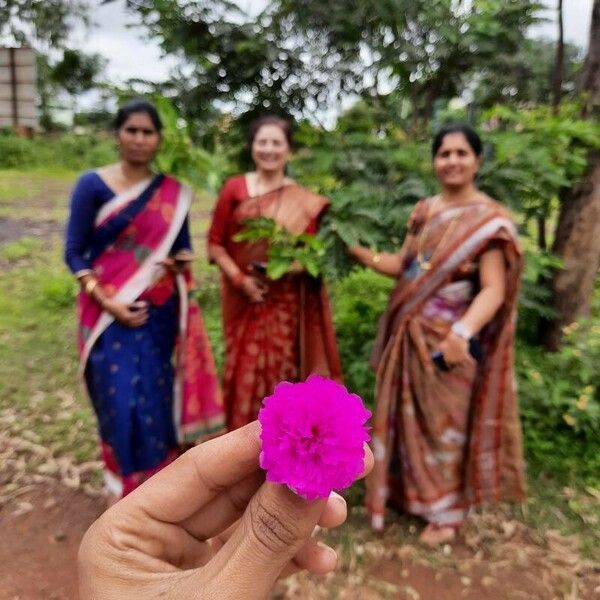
left=64, top=99, right=224, bottom=502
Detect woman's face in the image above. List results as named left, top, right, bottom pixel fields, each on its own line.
left=433, top=132, right=480, bottom=189
left=117, top=112, right=161, bottom=166
left=251, top=124, right=290, bottom=174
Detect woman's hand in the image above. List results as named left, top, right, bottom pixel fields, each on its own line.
left=437, top=332, right=474, bottom=369
left=158, top=257, right=190, bottom=276
left=241, top=276, right=268, bottom=303
left=78, top=422, right=374, bottom=600
left=103, top=299, right=149, bottom=327
left=287, top=260, right=305, bottom=275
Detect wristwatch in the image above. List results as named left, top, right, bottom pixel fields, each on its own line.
left=451, top=321, right=472, bottom=340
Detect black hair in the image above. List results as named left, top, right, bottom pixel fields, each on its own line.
left=247, top=115, right=294, bottom=150
left=114, top=99, right=163, bottom=132
left=432, top=123, right=482, bottom=157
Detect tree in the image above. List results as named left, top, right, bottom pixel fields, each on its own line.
left=267, top=0, right=542, bottom=128
left=471, top=39, right=582, bottom=109
left=542, top=0, right=600, bottom=350
left=117, top=0, right=541, bottom=130
left=50, top=49, right=105, bottom=112
left=0, top=0, right=87, bottom=48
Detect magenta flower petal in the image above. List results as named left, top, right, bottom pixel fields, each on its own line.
left=258, top=374, right=371, bottom=501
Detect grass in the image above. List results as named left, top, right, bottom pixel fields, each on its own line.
left=0, top=236, right=44, bottom=262
left=0, top=168, right=76, bottom=221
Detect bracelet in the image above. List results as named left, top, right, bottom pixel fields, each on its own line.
left=371, top=252, right=382, bottom=265
left=451, top=321, right=472, bottom=340
left=84, top=278, right=99, bottom=296
left=231, top=271, right=246, bottom=289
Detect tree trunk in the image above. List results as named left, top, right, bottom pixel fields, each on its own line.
left=536, top=216, right=547, bottom=251
left=541, top=156, right=600, bottom=349
left=541, top=0, right=600, bottom=350
left=551, top=0, right=564, bottom=113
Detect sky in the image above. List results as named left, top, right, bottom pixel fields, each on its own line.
left=75, top=0, right=594, bottom=87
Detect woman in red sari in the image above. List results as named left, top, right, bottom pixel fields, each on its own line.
left=350, top=124, right=525, bottom=545
left=208, top=116, right=341, bottom=430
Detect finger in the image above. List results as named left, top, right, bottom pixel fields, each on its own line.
left=200, top=482, right=328, bottom=598
left=280, top=538, right=337, bottom=578
left=182, top=481, right=346, bottom=543
left=121, top=421, right=262, bottom=523
left=318, top=492, right=347, bottom=528
left=360, top=443, right=374, bottom=478
left=180, top=470, right=264, bottom=540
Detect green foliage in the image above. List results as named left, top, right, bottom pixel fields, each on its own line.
left=517, top=324, right=600, bottom=484
left=0, top=132, right=116, bottom=170
left=153, top=96, right=232, bottom=193
left=233, top=217, right=326, bottom=279
left=0, top=0, right=88, bottom=47
left=517, top=242, right=562, bottom=343
left=121, top=0, right=541, bottom=122
left=330, top=269, right=393, bottom=409
left=50, top=49, right=105, bottom=97
left=35, top=269, right=78, bottom=310
left=473, top=38, right=584, bottom=107
left=480, top=103, right=600, bottom=217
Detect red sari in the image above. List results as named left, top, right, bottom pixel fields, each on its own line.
left=208, top=175, right=342, bottom=430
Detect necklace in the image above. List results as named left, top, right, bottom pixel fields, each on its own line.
left=416, top=197, right=461, bottom=271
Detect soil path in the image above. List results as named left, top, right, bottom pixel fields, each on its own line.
left=0, top=484, right=597, bottom=600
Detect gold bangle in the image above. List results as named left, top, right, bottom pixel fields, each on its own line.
left=84, top=279, right=99, bottom=296
left=371, top=252, right=382, bottom=264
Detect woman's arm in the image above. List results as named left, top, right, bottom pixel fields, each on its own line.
left=438, top=247, right=506, bottom=367
left=456, top=247, right=506, bottom=336
left=64, top=173, right=99, bottom=277
left=348, top=241, right=411, bottom=278
left=207, top=179, right=267, bottom=302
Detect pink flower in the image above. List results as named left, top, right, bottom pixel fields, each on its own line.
left=258, top=374, right=371, bottom=501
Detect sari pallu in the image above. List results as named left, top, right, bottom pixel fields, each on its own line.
left=218, top=184, right=342, bottom=430
left=366, top=199, right=526, bottom=528
left=79, top=175, right=224, bottom=496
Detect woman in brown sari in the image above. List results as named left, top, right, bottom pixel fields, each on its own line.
left=350, top=124, right=525, bottom=545
left=208, top=116, right=342, bottom=430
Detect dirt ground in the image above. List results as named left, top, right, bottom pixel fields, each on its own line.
left=0, top=479, right=598, bottom=600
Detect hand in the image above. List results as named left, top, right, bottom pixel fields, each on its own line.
left=287, top=260, right=305, bottom=275
left=78, top=422, right=374, bottom=600
left=437, top=332, right=474, bottom=369
left=241, top=275, right=268, bottom=303
left=159, top=257, right=190, bottom=275
left=103, top=299, right=148, bottom=328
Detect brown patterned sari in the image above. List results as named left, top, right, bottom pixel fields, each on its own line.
left=366, top=197, right=525, bottom=528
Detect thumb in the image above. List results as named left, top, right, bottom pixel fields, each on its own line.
left=205, top=481, right=327, bottom=598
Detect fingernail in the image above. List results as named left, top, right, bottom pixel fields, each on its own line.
left=317, top=541, right=337, bottom=561
left=329, top=491, right=347, bottom=509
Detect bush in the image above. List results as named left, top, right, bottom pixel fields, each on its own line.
left=0, top=132, right=116, bottom=171
left=330, top=269, right=393, bottom=408
left=329, top=267, right=600, bottom=485
left=517, top=318, right=600, bottom=484
left=0, top=133, right=39, bottom=168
